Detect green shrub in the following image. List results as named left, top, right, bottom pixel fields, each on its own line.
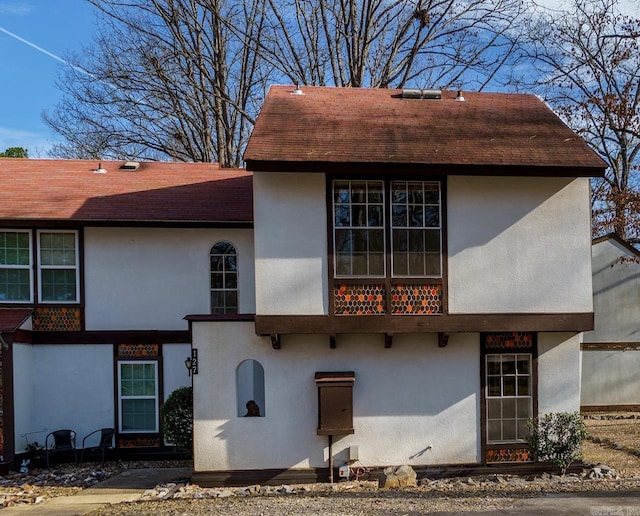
left=526, top=411, right=587, bottom=475
left=161, top=386, right=193, bottom=454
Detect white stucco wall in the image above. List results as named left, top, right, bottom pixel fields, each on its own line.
left=584, top=238, right=640, bottom=343
left=448, top=177, right=593, bottom=314
left=84, top=227, right=255, bottom=330
left=12, top=343, right=114, bottom=453
left=537, top=333, right=581, bottom=415
left=12, top=342, right=191, bottom=453
left=581, top=350, right=640, bottom=406
left=253, top=172, right=328, bottom=315
left=192, top=322, right=480, bottom=472
left=162, top=343, right=192, bottom=400
left=252, top=174, right=591, bottom=316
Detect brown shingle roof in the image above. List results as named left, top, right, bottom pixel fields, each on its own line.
left=0, top=308, right=32, bottom=332
left=0, top=160, right=253, bottom=224
left=244, top=85, right=607, bottom=175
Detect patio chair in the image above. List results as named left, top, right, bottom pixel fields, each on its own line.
left=45, top=429, right=77, bottom=468
left=80, top=428, right=116, bottom=465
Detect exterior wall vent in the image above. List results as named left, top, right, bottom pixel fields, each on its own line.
left=401, top=88, right=442, bottom=100
left=120, top=161, right=140, bottom=171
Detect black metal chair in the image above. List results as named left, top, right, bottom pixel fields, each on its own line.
left=80, top=428, right=116, bottom=465
left=45, top=429, right=77, bottom=468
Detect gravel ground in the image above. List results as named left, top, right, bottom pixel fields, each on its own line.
left=91, top=472, right=640, bottom=516
left=2, top=414, right=639, bottom=514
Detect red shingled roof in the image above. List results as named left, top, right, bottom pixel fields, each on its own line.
left=244, top=85, right=607, bottom=175
left=0, top=308, right=32, bottom=332
left=0, top=160, right=253, bottom=223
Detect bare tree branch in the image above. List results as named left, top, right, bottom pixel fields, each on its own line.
left=521, top=0, right=640, bottom=241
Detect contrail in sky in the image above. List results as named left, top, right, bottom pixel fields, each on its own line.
left=0, top=25, right=93, bottom=77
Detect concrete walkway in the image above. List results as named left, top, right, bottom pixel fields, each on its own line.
left=0, top=467, right=191, bottom=516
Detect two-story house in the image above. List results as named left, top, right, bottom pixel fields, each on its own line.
left=0, top=160, right=252, bottom=464
left=0, top=85, right=605, bottom=482
left=188, top=86, right=606, bottom=486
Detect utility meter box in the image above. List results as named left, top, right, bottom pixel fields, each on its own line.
left=315, top=371, right=355, bottom=435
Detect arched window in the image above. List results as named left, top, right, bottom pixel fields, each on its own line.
left=210, top=241, right=238, bottom=314
left=236, top=359, right=265, bottom=417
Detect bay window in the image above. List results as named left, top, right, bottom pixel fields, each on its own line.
left=332, top=179, right=443, bottom=315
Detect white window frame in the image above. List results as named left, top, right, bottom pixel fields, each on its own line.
left=0, top=229, right=33, bottom=303
left=37, top=230, right=80, bottom=303
left=210, top=241, right=239, bottom=314
left=486, top=353, right=532, bottom=444
left=117, top=360, right=159, bottom=433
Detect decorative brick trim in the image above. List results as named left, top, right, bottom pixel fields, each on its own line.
left=118, top=436, right=161, bottom=448
left=391, top=285, right=442, bottom=315
left=33, top=307, right=81, bottom=331
left=483, top=332, right=534, bottom=350
left=486, top=448, right=532, bottom=463
left=117, top=343, right=159, bottom=358
left=334, top=284, right=385, bottom=315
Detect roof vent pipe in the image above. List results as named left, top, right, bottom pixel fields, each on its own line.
left=291, top=84, right=304, bottom=95
left=401, top=88, right=442, bottom=100
left=93, top=163, right=107, bottom=174
left=455, top=90, right=465, bottom=102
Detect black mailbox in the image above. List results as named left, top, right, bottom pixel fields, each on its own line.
left=315, top=371, right=355, bottom=435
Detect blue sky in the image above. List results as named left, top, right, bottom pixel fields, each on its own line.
left=0, top=1, right=97, bottom=156
left=1, top=0, right=639, bottom=159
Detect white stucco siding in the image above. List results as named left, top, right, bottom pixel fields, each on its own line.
left=447, top=177, right=592, bottom=314
left=584, top=238, right=640, bottom=343
left=192, top=322, right=480, bottom=472
left=12, top=343, right=114, bottom=454
left=162, top=343, right=192, bottom=400
left=253, top=172, right=328, bottom=315
left=581, top=350, right=640, bottom=405
left=537, top=333, right=581, bottom=415
left=12, top=341, right=192, bottom=454
left=84, top=228, right=255, bottom=330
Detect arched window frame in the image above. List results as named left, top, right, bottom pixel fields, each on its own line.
left=210, top=241, right=238, bottom=314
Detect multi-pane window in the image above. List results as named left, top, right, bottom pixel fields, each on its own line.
left=38, top=231, right=79, bottom=302
left=334, top=181, right=385, bottom=277
left=391, top=181, right=442, bottom=277
left=210, top=241, right=238, bottom=314
left=118, top=361, right=158, bottom=433
left=486, top=354, right=532, bottom=442
left=0, top=231, right=32, bottom=302
left=333, top=180, right=442, bottom=278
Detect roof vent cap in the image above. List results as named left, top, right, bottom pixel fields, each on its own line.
left=120, top=161, right=140, bottom=171
left=454, top=90, right=465, bottom=102
left=291, top=84, right=304, bottom=95
left=402, top=88, right=441, bottom=100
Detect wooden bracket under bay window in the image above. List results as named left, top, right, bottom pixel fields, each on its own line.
left=329, top=335, right=337, bottom=349
left=438, top=332, right=449, bottom=348
left=271, top=334, right=281, bottom=350
left=384, top=333, right=393, bottom=348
